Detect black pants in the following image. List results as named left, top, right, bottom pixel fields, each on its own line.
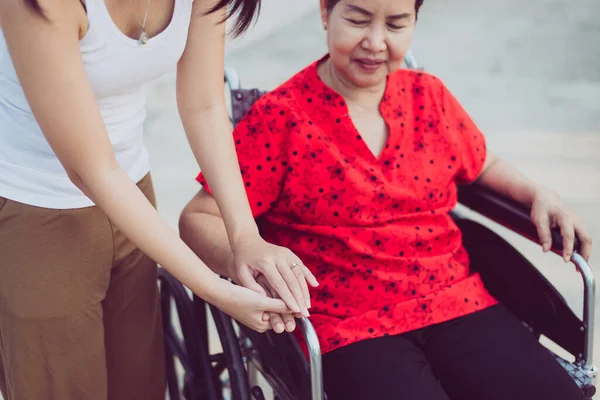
left=323, top=305, right=584, bottom=400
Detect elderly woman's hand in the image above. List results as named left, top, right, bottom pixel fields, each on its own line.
left=530, top=187, right=593, bottom=262
left=231, top=234, right=318, bottom=317
left=256, top=274, right=301, bottom=334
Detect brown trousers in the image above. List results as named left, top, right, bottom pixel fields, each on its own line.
left=0, top=174, right=165, bottom=400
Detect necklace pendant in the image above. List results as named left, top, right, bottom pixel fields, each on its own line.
left=139, top=29, right=149, bottom=45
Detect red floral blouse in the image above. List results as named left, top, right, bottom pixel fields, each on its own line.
left=197, top=57, right=498, bottom=355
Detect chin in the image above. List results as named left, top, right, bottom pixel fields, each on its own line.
left=350, top=73, right=388, bottom=89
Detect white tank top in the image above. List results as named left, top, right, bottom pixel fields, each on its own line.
left=0, top=0, right=193, bottom=209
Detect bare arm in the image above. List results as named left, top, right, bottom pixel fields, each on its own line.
left=476, top=153, right=537, bottom=205
left=176, top=1, right=257, bottom=243
left=179, top=190, right=238, bottom=282
left=0, top=0, right=289, bottom=331
left=176, top=0, right=318, bottom=315
left=476, top=153, right=592, bottom=261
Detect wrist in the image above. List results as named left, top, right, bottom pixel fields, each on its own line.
left=201, top=275, right=233, bottom=308
left=527, top=184, right=553, bottom=205
left=228, top=224, right=261, bottom=250
left=506, top=179, right=542, bottom=207
left=225, top=253, right=241, bottom=284
left=524, top=184, right=540, bottom=206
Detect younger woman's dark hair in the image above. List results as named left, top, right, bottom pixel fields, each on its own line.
left=24, top=0, right=262, bottom=37
left=208, top=0, right=261, bottom=37
left=326, top=0, right=424, bottom=16
left=24, top=0, right=43, bottom=15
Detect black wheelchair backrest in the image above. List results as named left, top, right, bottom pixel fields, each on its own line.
left=231, top=88, right=267, bottom=128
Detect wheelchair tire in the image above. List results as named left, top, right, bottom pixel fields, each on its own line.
left=158, top=268, right=222, bottom=400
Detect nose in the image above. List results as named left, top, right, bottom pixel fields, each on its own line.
left=361, top=25, right=387, bottom=53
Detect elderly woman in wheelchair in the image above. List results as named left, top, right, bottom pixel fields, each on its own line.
left=177, top=0, right=594, bottom=399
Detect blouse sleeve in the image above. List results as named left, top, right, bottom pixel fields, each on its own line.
left=439, top=81, right=487, bottom=184
left=196, top=101, right=287, bottom=219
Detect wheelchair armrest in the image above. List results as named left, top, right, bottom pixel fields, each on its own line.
left=457, top=183, right=581, bottom=255
left=457, top=183, right=595, bottom=370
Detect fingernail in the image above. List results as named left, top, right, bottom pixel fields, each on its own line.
left=276, top=323, right=284, bottom=333
left=286, top=322, right=295, bottom=331
left=303, top=309, right=310, bottom=317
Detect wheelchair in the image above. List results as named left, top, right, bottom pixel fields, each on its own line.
left=159, top=50, right=597, bottom=399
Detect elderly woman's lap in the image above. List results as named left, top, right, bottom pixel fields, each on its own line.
left=322, top=305, right=584, bottom=400
left=323, top=331, right=450, bottom=400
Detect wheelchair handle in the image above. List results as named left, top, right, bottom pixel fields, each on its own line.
left=225, top=66, right=241, bottom=91
left=403, top=49, right=422, bottom=70
left=458, top=183, right=595, bottom=369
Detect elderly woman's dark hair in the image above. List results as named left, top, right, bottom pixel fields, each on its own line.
left=23, top=0, right=261, bottom=37
left=326, top=0, right=424, bottom=15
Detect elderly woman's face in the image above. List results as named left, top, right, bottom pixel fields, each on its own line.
left=321, top=0, right=417, bottom=89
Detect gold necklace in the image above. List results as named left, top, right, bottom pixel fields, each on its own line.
left=131, top=0, right=152, bottom=45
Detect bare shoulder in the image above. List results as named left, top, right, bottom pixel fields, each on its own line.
left=0, top=0, right=87, bottom=39
left=190, top=0, right=222, bottom=18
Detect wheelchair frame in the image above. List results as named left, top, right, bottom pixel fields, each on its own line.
left=161, top=50, right=597, bottom=400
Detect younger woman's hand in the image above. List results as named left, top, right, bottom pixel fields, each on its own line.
left=212, top=279, right=294, bottom=333
left=231, top=234, right=319, bottom=317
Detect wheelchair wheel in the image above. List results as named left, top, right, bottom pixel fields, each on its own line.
left=159, top=269, right=316, bottom=400
left=206, top=303, right=315, bottom=400
left=158, top=268, right=222, bottom=400
left=203, top=298, right=295, bottom=400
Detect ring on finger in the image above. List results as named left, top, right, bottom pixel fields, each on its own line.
left=290, top=263, right=299, bottom=270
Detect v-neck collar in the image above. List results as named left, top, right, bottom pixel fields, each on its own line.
left=306, top=55, right=398, bottom=162
left=306, top=54, right=396, bottom=117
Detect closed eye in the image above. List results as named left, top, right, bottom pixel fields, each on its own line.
left=346, top=18, right=369, bottom=27
left=388, top=23, right=408, bottom=31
